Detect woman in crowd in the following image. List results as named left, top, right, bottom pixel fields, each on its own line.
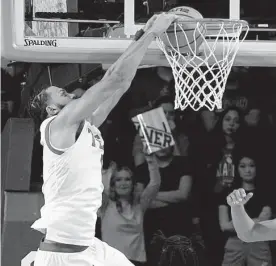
left=211, top=107, right=244, bottom=192
left=99, top=154, right=161, bottom=266
left=219, top=151, right=272, bottom=266
left=195, top=107, right=244, bottom=266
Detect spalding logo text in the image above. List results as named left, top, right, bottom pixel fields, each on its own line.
left=24, top=39, right=57, bottom=47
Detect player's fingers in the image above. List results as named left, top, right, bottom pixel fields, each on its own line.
left=229, top=190, right=237, bottom=203
left=227, top=195, right=234, bottom=205
left=165, top=13, right=178, bottom=23
left=172, top=14, right=179, bottom=21
left=239, top=188, right=247, bottom=198
left=229, top=192, right=238, bottom=204
left=245, top=192, right=253, bottom=202
left=235, top=189, right=244, bottom=202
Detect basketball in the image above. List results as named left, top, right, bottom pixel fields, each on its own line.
left=160, top=6, right=205, bottom=54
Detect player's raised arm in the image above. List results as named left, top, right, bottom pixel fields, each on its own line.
left=228, top=189, right=276, bottom=242
left=56, top=13, right=177, bottom=128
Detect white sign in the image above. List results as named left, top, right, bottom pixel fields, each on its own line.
left=132, top=107, right=175, bottom=154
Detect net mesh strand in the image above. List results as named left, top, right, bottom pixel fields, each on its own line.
left=156, top=20, right=249, bottom=111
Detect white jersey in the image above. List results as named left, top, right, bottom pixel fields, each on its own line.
left=31, top=116, right=104, bottom=246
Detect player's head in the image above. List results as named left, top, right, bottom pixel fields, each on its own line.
left=31, top=85, right=75, bottom=120
left=109, top=166, right=135, bottom=201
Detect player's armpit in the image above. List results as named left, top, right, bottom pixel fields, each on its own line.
left=91, top=86, right=129, bottom=127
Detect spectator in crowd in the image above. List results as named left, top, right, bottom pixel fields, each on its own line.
left=132, top=96, right=189, bottom=167
left=243, top=103, right=274, bottom=152
left=135, top=146, right=193, bottom=266
left=99, top=155, right=161, bottom=266
left=244, top=102, right=273, bottom=137
left=129, top=67, right=174, bottom=118
left=194, top=107, right=244, bottom=266
left=219, top=151, right=272, bottom=266
left=210, top=107, right=244, bottom=193
left=200, top=109, right=218, bottom=132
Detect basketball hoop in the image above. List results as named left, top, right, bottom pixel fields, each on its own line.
left=156, top=18, right=249, bottom=111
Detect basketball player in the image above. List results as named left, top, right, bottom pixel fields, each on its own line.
left=227, top=188, right=276, bottom=242
left=30, top=13, right=178, bottom=266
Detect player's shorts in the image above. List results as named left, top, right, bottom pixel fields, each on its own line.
left=222, top=236, right=272, bottom=266
left=34, top=237, right=134, bottom=266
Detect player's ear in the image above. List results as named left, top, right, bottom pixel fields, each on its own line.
left=46, top=104, right=59, bottom=116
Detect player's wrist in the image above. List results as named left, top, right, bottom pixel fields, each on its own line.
left=134, top=28, right=155, bottom=41
left=134, top=29, right=145, bottom=41
left=231, top=204, right=245, bottom=210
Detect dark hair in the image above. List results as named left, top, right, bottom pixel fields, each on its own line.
left=109, top=166, right=135, bottom=213
left=154, top=95, right=175, bottom=109
left=152, top=232, right=203, bottom=266
left=28, top=85, right=52, bottom=124
left=207, top=107, right=244, bottom=163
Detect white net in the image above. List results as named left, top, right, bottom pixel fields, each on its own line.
left=156, top=19, right=249, bottom=111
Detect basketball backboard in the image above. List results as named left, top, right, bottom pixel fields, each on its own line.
left=1, top=0, right=276, bottom=66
